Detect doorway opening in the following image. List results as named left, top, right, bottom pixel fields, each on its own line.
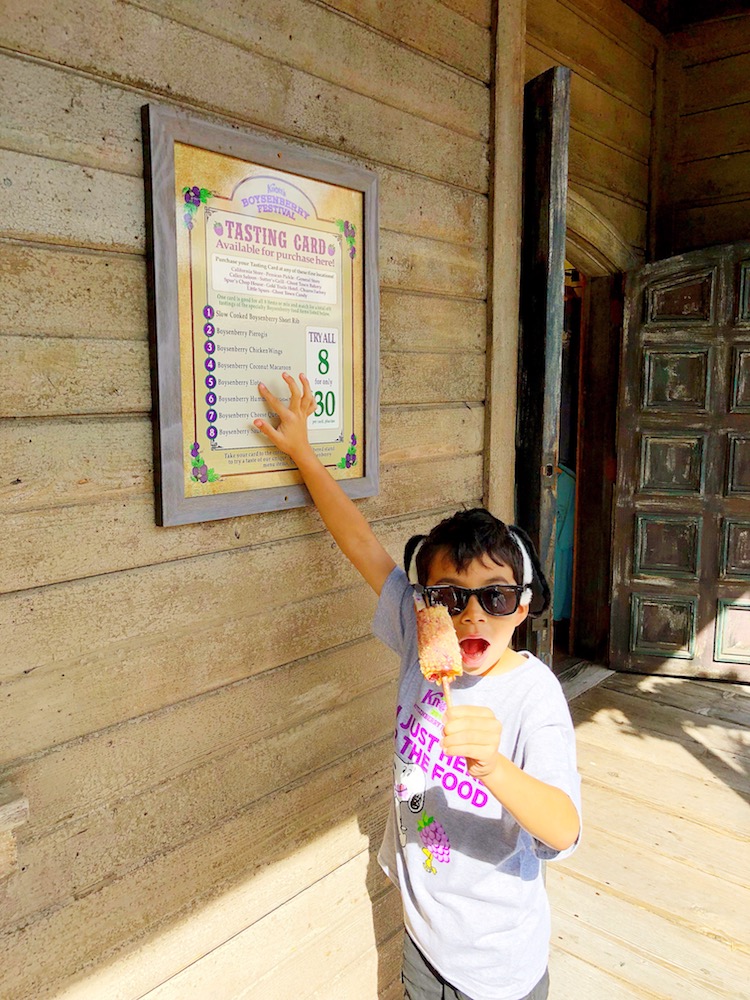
left=552, top=266, right=584, bottom=667
left=552, top=268, right=623, bottom=676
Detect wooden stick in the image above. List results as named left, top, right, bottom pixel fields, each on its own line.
left=441, top=676, right=453, bottom=708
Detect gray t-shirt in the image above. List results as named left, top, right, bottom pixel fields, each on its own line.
left=374, top=567, right=582, bottom=1000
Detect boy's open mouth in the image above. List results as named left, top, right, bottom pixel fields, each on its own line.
left=459, top=637, right=490, bottom=665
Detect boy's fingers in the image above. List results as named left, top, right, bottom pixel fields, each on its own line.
left=443, top=716, right=500, bottom=737
left=443, top=744, right=500, bottom=768
left=284, top=371, right=301, bottom=402
left=446, top=745, right=496, bottom=760
left=258, top=382, right=286, bottom=415
left=443, top=731, right=498, bottom=751
left=300, top=373, right=315, bottom=415
left=445, top=705, right=495, bottom=721
left=442, top=718, right=501, bottom=757
left=253, top=418, right=281, bottom=445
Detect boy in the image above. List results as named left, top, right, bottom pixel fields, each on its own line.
left=255, top=373, right=581, bottom=1000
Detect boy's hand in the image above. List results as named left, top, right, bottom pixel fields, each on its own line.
left=442, top=705, right=503, bottom=779
left=255, top=373, right=315, bottom=460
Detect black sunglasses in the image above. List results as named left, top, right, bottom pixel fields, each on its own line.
left=420, top=584, right=526, bottom=617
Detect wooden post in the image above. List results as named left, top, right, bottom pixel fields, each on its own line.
left=483, top=0, right=527, bottom=521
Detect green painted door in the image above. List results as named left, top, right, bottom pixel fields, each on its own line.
left=610, top=242, right=750, bottom=680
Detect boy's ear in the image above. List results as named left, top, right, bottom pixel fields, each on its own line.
left=515, top=602, right=530, bottom=625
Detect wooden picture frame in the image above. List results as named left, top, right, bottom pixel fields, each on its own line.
left=142, top=104, right=380, bottom=526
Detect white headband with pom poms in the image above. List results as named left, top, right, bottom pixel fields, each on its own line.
left=508, top=529, right=534, bottom=606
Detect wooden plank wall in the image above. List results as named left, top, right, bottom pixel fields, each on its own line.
left=669, top=14, right=750, bottom=252
left=0, top=1, right=493, bottom=997
left=525, top=0, right=660, bottom=264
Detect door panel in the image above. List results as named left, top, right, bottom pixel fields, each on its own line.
left=515, top=65, right=570, bottom=666
left=610, top=241, right=750, bottom=681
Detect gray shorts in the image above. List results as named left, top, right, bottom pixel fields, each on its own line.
left=402, top=933, right=549, bottom=1000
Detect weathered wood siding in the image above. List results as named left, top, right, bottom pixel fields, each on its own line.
left=0, top=2, right=491, bottom=997
left=669, top=14, right=750, bottom=252
left=525, top=0, right=660, bottom=263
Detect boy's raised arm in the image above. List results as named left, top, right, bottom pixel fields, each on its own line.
left=254, top=372, right=396, bottom=595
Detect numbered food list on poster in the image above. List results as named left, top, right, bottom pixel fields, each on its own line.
left=200, top=215, right=346, bottom=456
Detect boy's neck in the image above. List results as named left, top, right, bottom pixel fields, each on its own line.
left=485, top=645, right=527, bottom=677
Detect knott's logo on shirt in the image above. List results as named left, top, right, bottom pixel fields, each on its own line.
left=396, top=690, right=489, bottom=809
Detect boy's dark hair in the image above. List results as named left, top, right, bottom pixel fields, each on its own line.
left=403, top=508, right=551, bottom=616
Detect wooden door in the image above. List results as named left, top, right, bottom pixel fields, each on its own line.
left=610, top=242, right=750, bottom=680
left=515, top=66, right=570, bottom=665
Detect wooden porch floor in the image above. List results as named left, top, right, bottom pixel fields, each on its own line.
left=548, top=670, right=750, bottom=999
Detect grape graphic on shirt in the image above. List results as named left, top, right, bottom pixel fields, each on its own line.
left=418, top=812, right=451, bottom=873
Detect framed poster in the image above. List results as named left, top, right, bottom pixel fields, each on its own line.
left=142, top=104, right=379, bottom=526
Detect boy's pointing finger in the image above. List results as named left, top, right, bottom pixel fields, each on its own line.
left=258, top=381, right=285, bottom=414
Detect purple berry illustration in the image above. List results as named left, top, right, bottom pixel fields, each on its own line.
left=418, top=813, right=450, bottom=864
left=328, top=244, right=335, bottom=256
left=190, top=442, right=200, bottom=458
left=349, top=245, right=356, bottom=258
left=214, top=223, right=224, bottom=236
left=350, top=433, right=357, bottom=446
